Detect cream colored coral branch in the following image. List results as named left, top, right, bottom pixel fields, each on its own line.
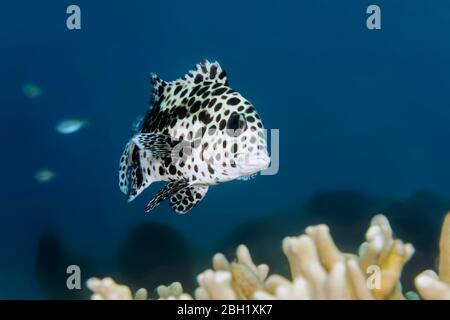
left=415, top=212, right=450, bottom=300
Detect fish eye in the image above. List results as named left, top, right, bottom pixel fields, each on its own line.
left=226, top=112, right=247, bottom=137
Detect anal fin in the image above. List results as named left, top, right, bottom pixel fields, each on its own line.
left=170, top=185, right=209, bottom=214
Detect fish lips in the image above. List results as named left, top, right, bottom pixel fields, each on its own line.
left=236, top=153, right=270, bottom=174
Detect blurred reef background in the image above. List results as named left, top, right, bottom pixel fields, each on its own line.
left=0, top=0, right=450, bottom=298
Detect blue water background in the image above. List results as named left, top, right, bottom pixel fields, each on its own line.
left=0, top=0, right=450, bottom=298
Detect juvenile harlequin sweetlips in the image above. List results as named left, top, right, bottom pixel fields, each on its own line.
left=119, top=60, right=270, bottom=213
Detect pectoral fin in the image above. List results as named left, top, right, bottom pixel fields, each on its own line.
left=132, top=133, right=180, bottom=159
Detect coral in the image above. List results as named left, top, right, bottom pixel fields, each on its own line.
left=87, top=213, right=450, bottom=300
left=254, top=214, right=413, bottom=300
left=87, top=277, right=136, bottom=300
left=87, top=277, right=195, bottom=300
left=414, top=212, right=450, bottom=299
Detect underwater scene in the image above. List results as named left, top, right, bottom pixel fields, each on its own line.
left=1, top=0, right=450, bottom=300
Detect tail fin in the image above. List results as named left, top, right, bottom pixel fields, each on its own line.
left=118, top=142, right=153, bottom=202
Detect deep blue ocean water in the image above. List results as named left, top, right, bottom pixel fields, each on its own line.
left=1, top=1, right=450, bottom=299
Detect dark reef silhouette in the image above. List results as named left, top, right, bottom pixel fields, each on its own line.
left=115, top=222, right=198, bottom=294
left=35, top=231, right=94, bottom=299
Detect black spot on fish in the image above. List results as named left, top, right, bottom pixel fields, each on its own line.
left=198, top=110, right=213, bottom=125
left=214, top=102, right=222, bottom=112
left=208, top=98, right=217, bottom=108
left=173, top=106, right=187, bottom=119
left=218, top=71, right=227, bottom=80
left=201, top=90, right=210, bottom=99
left=212, top=87, right=227, bottom=96
left=174, top=85, right=182, bottom=95
left=201, top=99, right=210, bottom=109
left=194, top=74, right=203, bottom=83
left=210, top=65, right=217, bottom=79
left=169, top=165, right=177, bottom=175
left=189, top=85, right=201, bottom=97
left=191, top=101, right=201, bottom=113
left=246, top=115, right=255, bottom=122
left=197, top=86, right=208, bottom=96
left=136, top=168, right=143, bottom=187
left=208, top=165, right=215, bottom=174
left=131, top=147, right=140, bottom=163
left=219, top=119, right=226, bottom=130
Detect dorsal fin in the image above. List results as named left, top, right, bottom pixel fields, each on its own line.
left=182, top=59, right=228, bottom=85
left=150, top=73, right=167, bottom=101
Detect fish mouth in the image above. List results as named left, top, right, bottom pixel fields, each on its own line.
left=237, top=153, right=270, bottom=174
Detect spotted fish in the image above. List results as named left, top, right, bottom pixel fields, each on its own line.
left=119, top=60, right=270, bottom=213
